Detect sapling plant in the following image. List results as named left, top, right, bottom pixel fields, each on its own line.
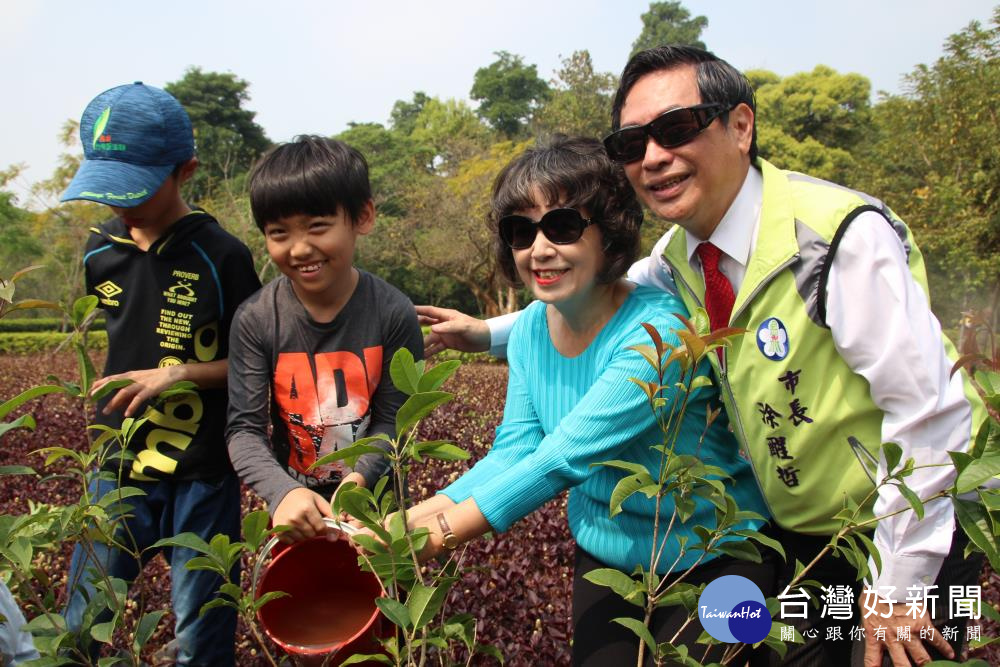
left=589, top=309, right=1000, bottom=666
left=310, top=348, right=504, bottom=667
left=0, top=278, right=195, bottom=665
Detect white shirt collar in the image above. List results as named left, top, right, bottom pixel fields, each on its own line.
left=685, top=166, right=763, bottom=272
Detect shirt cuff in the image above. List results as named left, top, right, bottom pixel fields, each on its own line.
left=487, top=312, right=519, bottom=359
left=867, top=552, right=944, bottom=595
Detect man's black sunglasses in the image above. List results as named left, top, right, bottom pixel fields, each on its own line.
left=603, top=103, right=732, bottom=164
left=498, top=208, right=594, bottom=250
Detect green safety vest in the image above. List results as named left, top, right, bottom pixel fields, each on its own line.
left=661, top=159, right=985, bottom=534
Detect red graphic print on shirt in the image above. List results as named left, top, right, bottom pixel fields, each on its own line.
left=273, top=346, right=383, bottom=481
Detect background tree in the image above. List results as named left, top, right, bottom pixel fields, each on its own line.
left=860, top=8, right=1000, bottom=325
left=753, top=65, right=872, bottom=185
left=533, top=50, right=618, bottom=138
left=394, top=140, right=531, bottom=316
left=471, top=51, right=550, bottom=138
left=630, top=0, right=708, bottom=56
left=389, top=91, right=431, bottom=136
left=165, top=67, right=271, bottom=202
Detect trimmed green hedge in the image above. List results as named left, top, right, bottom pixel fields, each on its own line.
left=0, top=317, right=107, bottom=333
left=0, top=331, right=108, bottom=355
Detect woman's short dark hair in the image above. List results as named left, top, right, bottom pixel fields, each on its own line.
left=490, top=135, right=643, bottom=286
left=610, top=45, right=758, bottom=161
left=248, top=135, right=371, bottom=231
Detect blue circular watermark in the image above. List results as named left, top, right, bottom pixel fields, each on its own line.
left=698, top=575, right=772, bottom=644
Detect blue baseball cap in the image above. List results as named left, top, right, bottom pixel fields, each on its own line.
left=61, top=82, right=194, bottom=207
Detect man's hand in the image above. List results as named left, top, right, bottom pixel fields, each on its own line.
left=91, top=366, right=184, bottom=417
left=861, top=594, right=952, bottom=666
left=415, top=305, right=490, bottom=357
left=272, top=487, right=334, bottom=544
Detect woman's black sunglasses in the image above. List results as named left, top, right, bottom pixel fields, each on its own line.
left=498, top=208, right=594, bottom=250
left=603, top=103, right=732, bottom=164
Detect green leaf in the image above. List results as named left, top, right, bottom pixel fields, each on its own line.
left=414, top=441, right=470, bottom=461
left=90, top=620, right=116, bottom=644
left=955, top=453, right=1000, bottom=494
left=609, top=473, right=654, bottom=518
left=717, top=540, right=762, bottom=563
left=688, top=375, right=713, bottom=392
left=7, top=298, right=61, bottom=314
left=252, top=591, right=289, bottom=612
left=242, top=510, right=271, bottom=551
left=854, top=531, right=882, bottom=578
left=626, top=344, right=660, bottom=372
left=417, top=359, right=461, bottom=392
left=612, top=617, right=657, bottom=653
left=339, top=654, right=393, bottom=666
left=395, top=391, right=452, bottom=436
left=593, top=459, right=653, bottom=477
left=0, top=414, right=36, bottom=439
left=389, top=347, right=420, bottom=395
left=408, top=582, right=451, bottom=630
left=953, top=497, right=1000, bottom=570
left=0, top=464, right=36, bottom=476
left=312, top=442, right=387, bottom=469
left=376, top=597, right=412, bottom=630
left=897, top=482, right=925, bottom=520
left=949, top=450, right=974, bottom=475
left=132, top=610, right=167, bottom=652
left=151, top=532, right=211, bottom=555
left=71, top=295, right=99, bottom=328
left=583, top=568, right=644, bottom=605
left=77, top=345, right=98, bottom=395
left=475, top=644, right=505, bottom=663
left=0, top=385, right=67, bottom=420
left=882, top=442, right=903, bottom=474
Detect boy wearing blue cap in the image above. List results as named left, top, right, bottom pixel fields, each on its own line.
left=61, top=82, right=261, bottom=665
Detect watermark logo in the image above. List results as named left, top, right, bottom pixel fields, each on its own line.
left=698, top=575, right=772, bottom=644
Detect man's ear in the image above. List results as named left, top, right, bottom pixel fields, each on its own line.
left=175, top=157, right=199, bottom=185
left=353, top=199, right=376, bottom=236
left=728, top=103, right=755, bottom=156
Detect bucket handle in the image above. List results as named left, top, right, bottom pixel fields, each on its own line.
left=252, top=518, right=360, bottom=596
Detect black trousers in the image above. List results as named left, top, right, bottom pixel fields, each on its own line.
left=751, top=526, right=983, bottom=667
left=571, top=545, right=776, bottom=666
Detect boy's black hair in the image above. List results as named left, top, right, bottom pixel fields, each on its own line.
left=490, top=135, right=643, bottom=286
left=248, top=135, right=372, bottom=230
left=611, top=45, right=758, bottom=161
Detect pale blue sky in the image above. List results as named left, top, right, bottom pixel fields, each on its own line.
left=1, top=0, right=995, bottom=208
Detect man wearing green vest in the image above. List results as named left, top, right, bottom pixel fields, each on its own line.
left=417, top=46, right=986, bottom=667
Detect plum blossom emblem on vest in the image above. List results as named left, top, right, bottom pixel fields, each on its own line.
left=756, top=318, right=789, bottom=361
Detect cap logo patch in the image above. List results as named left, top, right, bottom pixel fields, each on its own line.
left=92, top=107, right=111, bottom=149
left=756, top=317, right=789, bottom=361
left=91, top=107, right=126, bottom=151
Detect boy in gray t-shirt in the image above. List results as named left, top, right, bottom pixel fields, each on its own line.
left=226, top=136, right=422, bottom=543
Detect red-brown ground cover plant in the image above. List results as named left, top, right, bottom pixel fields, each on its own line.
left=0, top=352, right=994, bottom=665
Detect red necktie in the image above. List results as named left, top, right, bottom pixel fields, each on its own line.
left=697, top=242, right=735, bottom=335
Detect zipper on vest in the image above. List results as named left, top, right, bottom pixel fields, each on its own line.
left=717, top=367, right=776, bottom=519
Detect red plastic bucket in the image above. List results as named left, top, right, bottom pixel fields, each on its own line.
left=253, top=519, right=388, bottom=665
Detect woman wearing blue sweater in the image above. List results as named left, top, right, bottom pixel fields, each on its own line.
left=400, top=136, right=770, bottom=664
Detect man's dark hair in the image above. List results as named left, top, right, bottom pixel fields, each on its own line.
left=490, top=135, right=643, bottom=286
left=248, top=135, right=372, bottom=231
left=611, top=45, right=758, bottom=161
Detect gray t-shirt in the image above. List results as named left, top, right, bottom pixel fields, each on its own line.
left=226, top=270, right=422, bottom=511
